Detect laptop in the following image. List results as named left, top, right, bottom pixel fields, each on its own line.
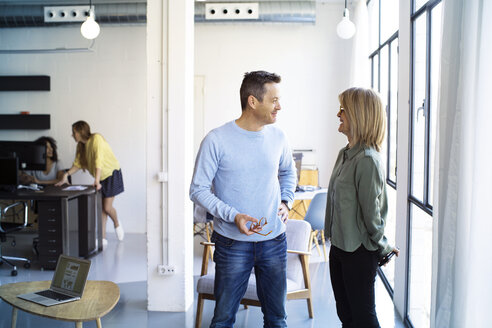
left=18, top=254, right=91, bottom=306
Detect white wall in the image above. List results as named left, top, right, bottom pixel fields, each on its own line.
left=194, top=3, right=352, bottom=186
left=0, top=26, right=147, bottom=234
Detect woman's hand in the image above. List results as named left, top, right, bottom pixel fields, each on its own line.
left=93, top=180, right=102, bottom=190
left=379, top=247, right=400, bottom=267
left=55, top=173, right=69, bottom=186
left=392, top=247, right=400, bottom=257
left=19, top=172, right=34, bottom=185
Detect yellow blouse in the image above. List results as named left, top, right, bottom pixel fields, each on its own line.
left=73, top=133, right=120, bottom=181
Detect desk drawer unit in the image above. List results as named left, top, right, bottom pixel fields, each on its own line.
left=37, top=201, right=63, bottom=269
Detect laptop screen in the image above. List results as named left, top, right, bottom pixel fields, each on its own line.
left=51, top=255, right=91, bottom=295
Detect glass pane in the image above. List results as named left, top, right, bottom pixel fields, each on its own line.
left=372, top=54, right=379, bottom=91
left=380, top=46, right=388, bottom=162
left=408, top=204, right=433, bottom=328
left=368, top=0, right=380, bottom=50
left=380, top=185, right=397, bottom=289
left=380, top=45, right=389, bottom=104
left=411, top=13, right=427, bottom=202
left=381, top=0, right=399, bottom=41
left=389, top=39, right=398, bottom=183
left=414, top=0, right=427, bottom=14
left=428, top=3, right=443, bottom=207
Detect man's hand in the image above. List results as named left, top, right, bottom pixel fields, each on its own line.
left=234, top=214, right=261, bottom=235
left=278, top=202, right=289, bottom=223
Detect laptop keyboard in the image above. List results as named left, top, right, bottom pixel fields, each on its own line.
left=36, top=290, right=73, bottom=301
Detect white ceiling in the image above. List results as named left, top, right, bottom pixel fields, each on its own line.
left=0, top=0, right=343, bottom=4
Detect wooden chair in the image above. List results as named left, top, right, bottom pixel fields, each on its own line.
left=303, top=191, right=328, bottom=262
left=195, top=219, right=313, bottom=328
left=193, top=204, right=214, bottom=242
left=289, top=168, right=319, bottom=219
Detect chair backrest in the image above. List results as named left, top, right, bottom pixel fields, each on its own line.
left=193, top=203, right=208, bottom=224
left=286, top=219, right=312, bottom=285
left=303, top=191, right=327, bottom=231
left=0, top=201, right=28, bottom=234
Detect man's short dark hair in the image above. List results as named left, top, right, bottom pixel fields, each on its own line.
left=240, top=71, right=281, bottom=110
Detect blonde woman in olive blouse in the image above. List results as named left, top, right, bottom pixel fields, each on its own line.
left=56, top=121, right=124, bottom=247
left=325, top=88, right=399, bottom=328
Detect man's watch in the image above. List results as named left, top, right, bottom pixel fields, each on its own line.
left=281, top=200, right=292, bottom=211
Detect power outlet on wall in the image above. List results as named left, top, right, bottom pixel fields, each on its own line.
left=157, top=265, right=176, bottom=276
left=44, top=6, right=92, bottom=23
left=205, top=3, right=259, bottom=20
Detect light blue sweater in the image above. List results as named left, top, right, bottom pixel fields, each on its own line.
left=190, top=120, right=297, bottom=242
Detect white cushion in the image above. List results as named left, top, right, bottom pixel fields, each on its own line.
left=197, top=273, right=303, bottom=301
left=286, top=220, right=312, bottom=285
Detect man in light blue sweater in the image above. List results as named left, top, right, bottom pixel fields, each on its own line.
left=190, top=71, right=297, bottom=328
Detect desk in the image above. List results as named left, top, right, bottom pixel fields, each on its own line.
left=0, top=186, right=102, bottom=269
left=289, top=188, right=328, bottom=220
left=0, top=280, right=119, bottom=328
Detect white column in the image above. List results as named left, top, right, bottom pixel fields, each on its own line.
left=394, top=0, right=411, bottom=319
left=146, top=0, right=194, bottom=311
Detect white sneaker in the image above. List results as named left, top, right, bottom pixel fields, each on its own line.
left=115, top=224, right=125, bottom=241
left=102, top=238, right=108, bottom=247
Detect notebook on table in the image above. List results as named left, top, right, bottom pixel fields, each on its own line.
left=17, top=254, right=91, bottom=306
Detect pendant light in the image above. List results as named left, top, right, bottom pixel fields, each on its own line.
left=336, top=0, right=356, bottom=40
left=81, top=0, right=100, bottom=40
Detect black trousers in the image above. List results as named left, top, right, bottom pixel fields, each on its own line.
left=329, top=245, right=380, bottom=328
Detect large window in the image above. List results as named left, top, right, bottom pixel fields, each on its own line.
left=408, top=1, right=442, bottom=327
left=368, top=1, right=442, bottom=327
left=368, top=0, right=399, bottom=294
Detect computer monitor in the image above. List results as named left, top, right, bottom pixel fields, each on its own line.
left=0, top=157, right=19, bottom=191
left=0, top=141, right=46, bottom=170
left=293, top=152, right=303, bottom=186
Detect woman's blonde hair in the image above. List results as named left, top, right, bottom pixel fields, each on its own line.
left=339, top=87, right=386, bottom=152
left=72, top=120, right=93, bottom=169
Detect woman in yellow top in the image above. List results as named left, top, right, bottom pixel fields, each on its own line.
left=56, top=121, right=124, bottom=247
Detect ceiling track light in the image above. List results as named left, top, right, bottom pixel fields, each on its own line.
left=336, top=0, right=356, bottom=40
left=80, top=0, right=100, bottom=40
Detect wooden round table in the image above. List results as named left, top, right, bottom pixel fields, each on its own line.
left=0, top=280, right=120, bottom=328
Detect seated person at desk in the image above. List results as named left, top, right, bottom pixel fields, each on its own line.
left=19, top=136, right=64, bottom=185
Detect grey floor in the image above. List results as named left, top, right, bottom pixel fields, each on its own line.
left=0, top=231, right=406, bottom=328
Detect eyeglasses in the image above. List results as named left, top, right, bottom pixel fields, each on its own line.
left=339, top=105, right=345, bottom=113
left=250, top=217, right=272, bottom=236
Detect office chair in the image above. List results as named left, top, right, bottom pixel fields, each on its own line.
left=0, top=201, right=31, bottom=276
left=303, top=191, right=328, bottom=262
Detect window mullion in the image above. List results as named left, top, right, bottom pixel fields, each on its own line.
left=422, top=7, right=431, bottom=208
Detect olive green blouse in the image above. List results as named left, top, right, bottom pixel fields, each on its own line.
left=324, top=143, right=392, bottom=255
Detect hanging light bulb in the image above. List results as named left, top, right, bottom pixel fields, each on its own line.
left=336, top=1, right=356, bottom=39
left=81, top=6, right=100, bottom=40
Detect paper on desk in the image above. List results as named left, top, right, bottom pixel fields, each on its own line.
left=62, top=185, right=88, bottom=191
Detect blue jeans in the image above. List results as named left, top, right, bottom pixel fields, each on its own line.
left=210, top=231, right=288, bottom=328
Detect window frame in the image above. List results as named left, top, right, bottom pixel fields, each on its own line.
left=406, top=1, right=442, bottom=327
left=409, top=0, right=441, bottom=214
left=368, top=0, right=399, bottom=297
